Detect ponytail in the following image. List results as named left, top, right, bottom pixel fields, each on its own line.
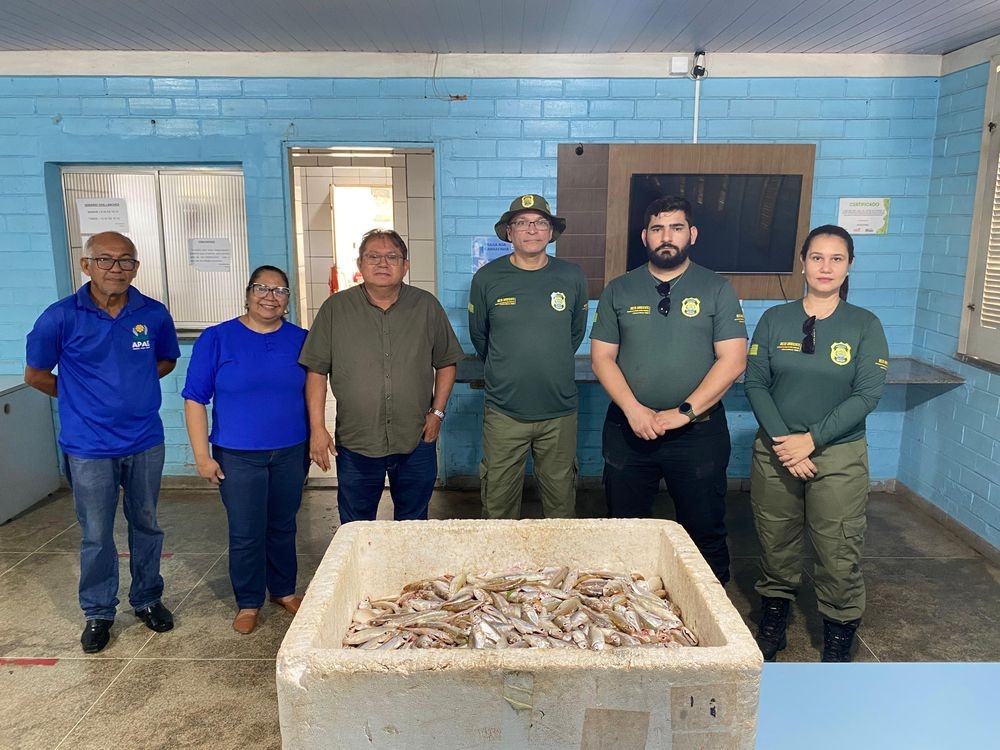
left=839, top=275, right=849, bottom=301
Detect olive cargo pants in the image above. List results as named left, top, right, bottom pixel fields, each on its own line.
left=480, top=408, right=578, bottom=519
left=750, top=433, right=869, bottom=624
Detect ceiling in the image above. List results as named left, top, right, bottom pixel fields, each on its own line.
left=0, top=0, right=999, bottom=56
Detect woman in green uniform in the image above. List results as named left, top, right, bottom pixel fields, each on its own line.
left=744, top=225, right=888, bottom=662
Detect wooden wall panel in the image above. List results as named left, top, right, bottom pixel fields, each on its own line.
left=558, top=143, right=815, bottom=300
left=556, top=143, right=609, bottom=300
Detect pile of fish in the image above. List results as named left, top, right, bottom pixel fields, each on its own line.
left=343, top=567, right=698, bottom=650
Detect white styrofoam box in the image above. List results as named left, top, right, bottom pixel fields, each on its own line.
left=277, top=519, right=762, bottom=749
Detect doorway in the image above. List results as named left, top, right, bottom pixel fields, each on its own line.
left=288, top=147, right=438, bottom=486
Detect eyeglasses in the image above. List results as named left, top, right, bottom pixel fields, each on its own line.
left=656, top=281, right=671, bottom=317
left=248, top=283, right=291, bottom=298
left=510, top=218, right=552, bottom=231
left=84, top=256, right=139, bottom=271
left=802, top=315, right=817, bottom=354
left=361, top=253, right=405, bottom=266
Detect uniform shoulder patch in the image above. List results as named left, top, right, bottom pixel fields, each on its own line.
left=749, top=343, right=759, bottom=356
left=876, top=357, right=889, bottom=371
left=468, top=302, right=475, bottom=313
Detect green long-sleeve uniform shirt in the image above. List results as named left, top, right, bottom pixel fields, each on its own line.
left=468, top=254, right=588, bottom=421
left=744, top=299, right=889, bottom=449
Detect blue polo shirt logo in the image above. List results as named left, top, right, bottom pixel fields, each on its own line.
left=131, top=323, right=151, bottom=350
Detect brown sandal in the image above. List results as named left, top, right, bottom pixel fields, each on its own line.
left=232, top=609, right=259, bottom=634
left=270, top=595, right=303, bottom=615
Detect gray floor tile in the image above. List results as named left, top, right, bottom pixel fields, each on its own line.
left=137, top=554, right=324, bottom=660
left=0, top=551, right=30, bottom=575
left=860, top=557, right=1000, bottom=661
left=0, top=552, right=220, bottom=659
left=0, top=490, right=77, bottom=553
left=864, top=492, right=978, bottom=559
left=0, top=657, right=128, bottom=750
left=58, top=659, right=280, bottom=750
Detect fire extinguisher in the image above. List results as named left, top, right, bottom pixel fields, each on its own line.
left=328, top=265, right=339, bottom=294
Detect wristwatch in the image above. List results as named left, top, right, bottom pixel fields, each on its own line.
left=678, top=402, right=697, bottom=421
left=428, top=408, right=446, bottom=420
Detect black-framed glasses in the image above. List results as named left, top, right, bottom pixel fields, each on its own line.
left=656, top=281, right=671, bottom=317
left=83, top=256, right=139, bottom=271
left=802, top=315, right=817, bottom=354
left=248, top=283, right=291, bottom=298
left=510, top=218, right=552, bottom=231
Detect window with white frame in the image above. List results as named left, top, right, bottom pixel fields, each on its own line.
left=961, top=59, right=1000, bottom=366
left=61, top=166, right=250, bottom=332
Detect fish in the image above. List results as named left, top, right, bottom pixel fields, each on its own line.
left=342, top=567, right=698, bottom=650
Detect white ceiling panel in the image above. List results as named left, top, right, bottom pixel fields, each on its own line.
left=0, top=0, right=999, bottom=55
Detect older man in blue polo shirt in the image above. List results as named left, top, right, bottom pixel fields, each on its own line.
left=25, top=231, right=180, bottom=653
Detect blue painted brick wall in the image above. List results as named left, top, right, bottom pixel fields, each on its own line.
left=0, top=72, right=941, bottom=491
left=898, top=63, right=1000, bottom=551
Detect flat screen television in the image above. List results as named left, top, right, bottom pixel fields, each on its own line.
left=627, top=173, right=803, bottom=274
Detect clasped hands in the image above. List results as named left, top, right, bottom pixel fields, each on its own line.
left=625, top=405, right=691, bottom=441
left=772, top=432, right=817, bottom=479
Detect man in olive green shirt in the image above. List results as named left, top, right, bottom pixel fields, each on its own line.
left=301, top=229, right=464, bottom=524
left=469, top=194, right=589, bottom=519
left=591, top=196, right=747, bottom=584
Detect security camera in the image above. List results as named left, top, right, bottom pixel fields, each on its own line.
left=691, top=50, right=707, bottom=80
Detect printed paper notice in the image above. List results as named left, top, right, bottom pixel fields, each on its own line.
left=471, top=236, right=511, bottom=271
left=188, top=238, right=232, bottom=272
left=77, top=198, right=129, bottom=233
left=838, top=198, right=889, bottom=235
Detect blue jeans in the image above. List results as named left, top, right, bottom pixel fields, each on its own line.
left=213, top=442, right=308, bottom=609
left=335, top=440, right=437, bottom=524
left=65, top=443, right=166, bottom=621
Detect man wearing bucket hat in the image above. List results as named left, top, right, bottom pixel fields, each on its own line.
left=469, top=194, right=589, bottom=519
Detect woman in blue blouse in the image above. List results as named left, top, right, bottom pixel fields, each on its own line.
left=183, top=266, right=309, bottom=635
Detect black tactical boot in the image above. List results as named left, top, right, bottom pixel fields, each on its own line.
left=755, top=597, right=790, bottom=661
left=821, top=618, right=861, bottom=662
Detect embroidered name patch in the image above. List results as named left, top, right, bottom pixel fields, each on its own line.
left=626, top=305, right=651, bottom=315
left=495, top=297, right=516, bottom=306
left=777, top=341, right=802, bottom=352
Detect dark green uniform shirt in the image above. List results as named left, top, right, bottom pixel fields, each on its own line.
left=299, top=284, right=464, bottom=458
left=590, top=262, right=747, bottom=410
left=468, top=254, right=589, bottom=421
left=744, top=299, right=889, bottom=449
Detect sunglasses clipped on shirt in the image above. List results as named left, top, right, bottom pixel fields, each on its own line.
left=656, top=281, right=671, bottom=317
left=802, top=315, right=817, bottom=354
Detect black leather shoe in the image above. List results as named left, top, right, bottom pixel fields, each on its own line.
left=81, top=619, right=113, bottom=653
left=134, top=601, right=174, bottom=633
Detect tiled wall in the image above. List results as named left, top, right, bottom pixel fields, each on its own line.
left=0, top=73, right=956, bottom=491
left=899, top=63, right=1000, bottom=550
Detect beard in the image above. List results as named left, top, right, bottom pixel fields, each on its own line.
left=646, top=241, right=690, bottom=269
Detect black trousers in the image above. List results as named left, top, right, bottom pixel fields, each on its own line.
left=602, top=402, right=731, bottom=584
